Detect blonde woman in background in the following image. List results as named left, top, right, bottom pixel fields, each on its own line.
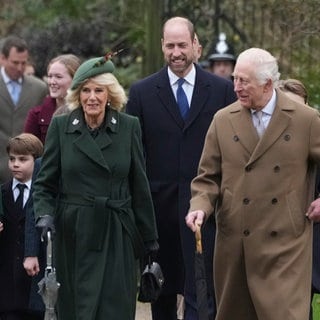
left=24, top=54, right=81, bottom=144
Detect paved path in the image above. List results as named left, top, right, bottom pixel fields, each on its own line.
left=135, top=301, right=152, bottom=320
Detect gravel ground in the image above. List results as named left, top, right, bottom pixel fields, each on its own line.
left=135, top=301, right=152, bottom=320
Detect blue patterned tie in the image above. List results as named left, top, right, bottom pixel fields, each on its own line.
left=177, top=78, right=189, bottom=120
left=9, top=80, right=20, bottom=106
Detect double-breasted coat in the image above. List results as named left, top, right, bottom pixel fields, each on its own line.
left=0, top=74, right=47, bottom=183
left=33, top=107, right=158, bottom=320
left=190, top=89, right=320, bottom=320
left=126, top=64, right=236, bottom=310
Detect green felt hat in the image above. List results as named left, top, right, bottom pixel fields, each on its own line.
left=71, top=56, right=115, bottom=90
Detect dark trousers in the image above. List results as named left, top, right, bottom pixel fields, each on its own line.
left=0, top=311, right=43, bottom=320
left=151, top=294, right=177, bottom=320
left=151, top=293, right=215, bottom=320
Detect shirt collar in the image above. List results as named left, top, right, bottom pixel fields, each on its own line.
left=1, top=66, right=23, bottom=85
left=167, top=64, right=196, bottom=87
left=12, top=178, right=31, bottom=191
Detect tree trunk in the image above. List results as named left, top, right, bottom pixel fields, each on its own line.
left=143, top=0, right=164, bottom=77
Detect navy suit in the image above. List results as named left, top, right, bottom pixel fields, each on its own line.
left=24, top=158, right=45, bottom=314
left=0, top=159, right=45, bottom=320
left=0, top=179, right=43, bottom=319
left=126, top=64, right=237, bottom=320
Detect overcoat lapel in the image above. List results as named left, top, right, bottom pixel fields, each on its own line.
left=17, top=78, right=33, bottom=108
left=185, top=66, right=211, bottom=130
left=249, top=103, right=291, bottom=163
left=229, top=92, right=294, bottom=165
left=65, top=108, right=120, bottom=171
left=156, top=68, right=185, bottom=129
left=229, top=103, right=259, bottom=155
left=0, top=76, right=14, bottom=108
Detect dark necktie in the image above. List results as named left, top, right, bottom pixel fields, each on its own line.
left=177, top=78, right=189, bottom=120
left=16, top=183, right=26, bottom=209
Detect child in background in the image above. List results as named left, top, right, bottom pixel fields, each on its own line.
left=0, top=133, right=44, bottom=320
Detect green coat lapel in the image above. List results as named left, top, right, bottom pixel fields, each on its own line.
left=64, top=108, right=120, bottom=171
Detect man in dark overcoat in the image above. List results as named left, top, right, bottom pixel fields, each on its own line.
left=126, top=16, right=236, bottom=320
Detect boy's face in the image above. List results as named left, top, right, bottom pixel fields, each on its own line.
left=8, top=153, right=34, bottom=183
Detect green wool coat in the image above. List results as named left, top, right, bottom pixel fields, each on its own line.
left=33, top=107, right=158, bottom=320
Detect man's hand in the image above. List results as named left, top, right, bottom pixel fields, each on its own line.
left=306, top=198, right=320, bottom=222
left=185, top=210, right=206, bottom=232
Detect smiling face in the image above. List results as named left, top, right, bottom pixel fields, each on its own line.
left=162, top=19, right=194, bottom=77
left=47, top=61, right=73, bottom=100
left=233, top=61, right=272, bottom=110
left=80, top=79, right=109, bottom=126
left=8, top=153, right=34, bottom=183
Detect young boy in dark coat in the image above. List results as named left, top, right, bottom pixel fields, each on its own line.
left=0, top=133, right=44, bottom=320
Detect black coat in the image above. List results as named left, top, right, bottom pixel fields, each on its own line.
left=0, top=181, right=32, bottom=312
left=24, top=158, right=45, bottom=312
left=126, top=64, right=237, bottom=302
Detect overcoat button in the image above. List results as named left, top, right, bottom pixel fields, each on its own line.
left=243, top=229, right=250, bottom=236
left=274, top=165, right=280, bottom=172
left=233, top=135, right=239, bottom=141
left=245, top=166, right=252, bottom=172
left=270, top=231, right=278, bottom=237
left=271, top=198, right=278, bottom=204
left=243, top=198, right=250, bottom=205
left=284, top=134, right=291, bottom=141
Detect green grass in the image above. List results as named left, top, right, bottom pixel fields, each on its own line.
left=313, top=294, right=320, bottom=319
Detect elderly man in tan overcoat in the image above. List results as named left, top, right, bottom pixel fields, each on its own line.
left=186, top=47, right=320, bottom=320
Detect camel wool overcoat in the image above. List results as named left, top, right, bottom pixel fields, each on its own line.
left=190, top=89, right=320, bottom=320
left=33, top=107, right=158, bottom=320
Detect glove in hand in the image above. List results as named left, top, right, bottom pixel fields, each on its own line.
left=36, top=215, right=55, bottom=241
left=144, top=240, right=159, bottom=261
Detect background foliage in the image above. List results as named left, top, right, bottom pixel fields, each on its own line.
left=0, top=0, right=320, bottom=107
left=1, top=1, right=320, bottom=317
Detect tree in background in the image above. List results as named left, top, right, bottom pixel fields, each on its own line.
left=0, top=0, right=319, bottom=106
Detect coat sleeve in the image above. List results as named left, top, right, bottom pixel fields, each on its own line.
left=189, top=116, right=221, bottom=217
left=129, top=117, right=158, bottom=241
left=33, top=117, right=61, bottom=219
left=24, top=106, right=41, bottom=139
left=25, top=158, right=42, bottom=257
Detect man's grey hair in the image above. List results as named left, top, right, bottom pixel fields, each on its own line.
left=237, top=48, right=280, bottom=88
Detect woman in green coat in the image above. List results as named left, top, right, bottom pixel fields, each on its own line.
left=33, top=55, right=158, bottom=320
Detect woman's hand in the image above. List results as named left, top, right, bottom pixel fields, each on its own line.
left=23, top=257, right=40, bottom=276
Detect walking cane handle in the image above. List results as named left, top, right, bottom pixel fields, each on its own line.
left=195, top=223, right=202, bottom=254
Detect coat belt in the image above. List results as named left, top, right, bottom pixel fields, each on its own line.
left=60, top=193, right=144, bottom=256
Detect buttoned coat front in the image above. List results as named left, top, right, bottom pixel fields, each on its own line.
left=190, top=89, right=320, bottom=320
left=33, top=108, right=158, bottom=320
left=0, top=74, right=47, bottom=183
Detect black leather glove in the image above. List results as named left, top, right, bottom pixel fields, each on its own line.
left=144, top=240, right=159, bottom=261
left=35, top=215, right=55, bottom=242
